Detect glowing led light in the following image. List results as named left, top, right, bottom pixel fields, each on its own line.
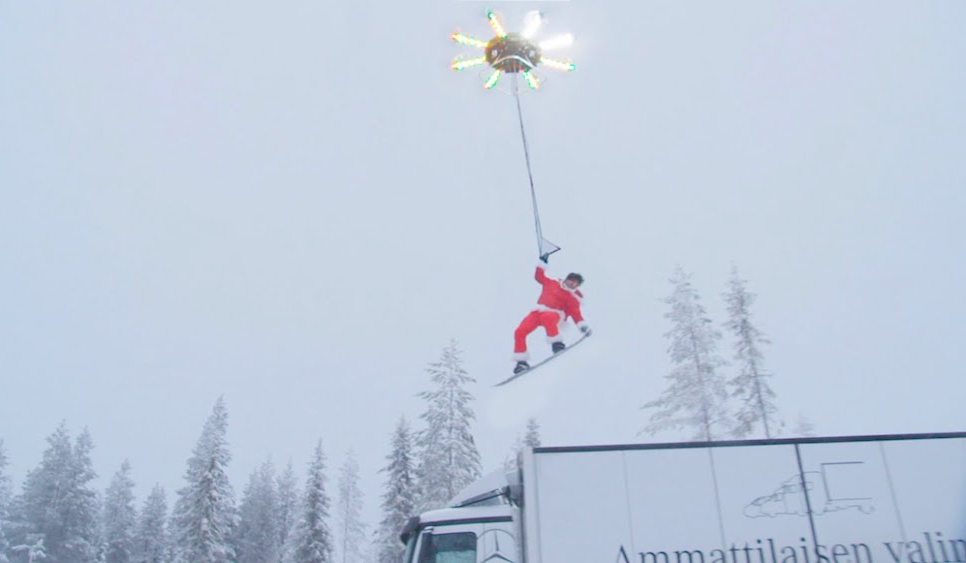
left=521, top=10, right=542, bottom=39
left=541, top=57, right=576, bottom=72
left=452, top=56, right=487, bottom=71
left=539, top=33, right=574, bottom=51
left=523, top=70, right=540, bottom=90
left=451, top=32, right=487, bottom=49
left=486, top=10, right=507, bottom=38
left=484, top=69, right=502, bottom=89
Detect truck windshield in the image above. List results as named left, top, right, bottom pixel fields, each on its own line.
left=417, top=531, right=476, bottom=563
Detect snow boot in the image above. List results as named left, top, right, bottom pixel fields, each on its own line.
left=514, top=361, right=530, bottom=374
left=552, top=341, right=566, bottom=354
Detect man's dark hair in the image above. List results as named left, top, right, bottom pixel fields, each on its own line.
left=565, top=273, right=584, bottom=285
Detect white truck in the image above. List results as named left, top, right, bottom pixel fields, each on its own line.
left=400, top=432, right=966, bottom=563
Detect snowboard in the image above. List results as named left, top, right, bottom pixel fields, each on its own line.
left=494, top=333, right=590, bottom=387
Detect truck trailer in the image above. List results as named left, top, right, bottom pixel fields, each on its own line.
left=401, top=432, right=966, bottom=563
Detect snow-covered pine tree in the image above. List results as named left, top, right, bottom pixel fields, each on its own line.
left=103, top=460, right=137, bottom=563
left=0, top=440, right=10, bottom=563
left=234, top=459, right=279, bottom=563
left=275, top=461, right=300, bottom=562
left=505, top=418, right=542, bottom=473
left=642, top=267, right=730, bottom=441
left=288, top=440, right=333, bottom=563
left=375, top=417, right=416, bottom=563
left=522, top=418, right=541, bottom=448
left=334, top=451, right=366, bottom=563
left=71, top=429, right=101, bottom=562
left=11, top=423, right=100, bottom=562
left=132, top=485, right=168, bottom=563
left=171, top=396, right=237, bottom=563
left=724, top=266, right=781, bottom=439
left=791, top=413, right=817, bottom=437
left=415, top=340, right=482, bottom=511
left=7, top=424, right=69, bottom=561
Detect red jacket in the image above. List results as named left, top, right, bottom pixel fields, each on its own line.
left=534, top=263, right=586, bottom=326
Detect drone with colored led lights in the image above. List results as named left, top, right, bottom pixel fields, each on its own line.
left=449, top=9, right=578, bottom=263
left=451, top=9, right=575, bottom=91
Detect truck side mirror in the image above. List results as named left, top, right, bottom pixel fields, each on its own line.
left=507, top=483, right=524, bottom=506
left=399, top=516, right=420, bottom=545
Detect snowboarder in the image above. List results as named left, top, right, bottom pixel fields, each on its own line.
left=513, top=261, right=591, bottom=374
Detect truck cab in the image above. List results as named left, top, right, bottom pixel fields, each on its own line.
left=400, top=469, right=520, bottom=563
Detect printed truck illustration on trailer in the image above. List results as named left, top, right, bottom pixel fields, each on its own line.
left=400, top=433, right=966, bottom=563
left=745, top=463, right=875, bottom=518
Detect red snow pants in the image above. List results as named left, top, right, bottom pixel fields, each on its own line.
left=514, top=310, right=563, bottom=355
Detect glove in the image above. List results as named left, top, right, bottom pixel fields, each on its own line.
left=539, top=254, right=549, bottom=264
left=580, top=324, right=592, bottom=336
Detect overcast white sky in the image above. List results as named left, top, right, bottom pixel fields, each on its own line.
left=2, top=0, right=964, bottom=531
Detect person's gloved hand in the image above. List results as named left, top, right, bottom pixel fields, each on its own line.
left=580, top=324, right=592, bottom=336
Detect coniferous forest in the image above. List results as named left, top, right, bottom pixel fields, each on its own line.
left=0, top=271, right=812, bottom=563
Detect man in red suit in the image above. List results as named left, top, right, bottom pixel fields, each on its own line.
left=513, top=261, right=591, bottom=374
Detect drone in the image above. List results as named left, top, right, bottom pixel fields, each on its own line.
left=451, top=9, right=575, bottom=90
